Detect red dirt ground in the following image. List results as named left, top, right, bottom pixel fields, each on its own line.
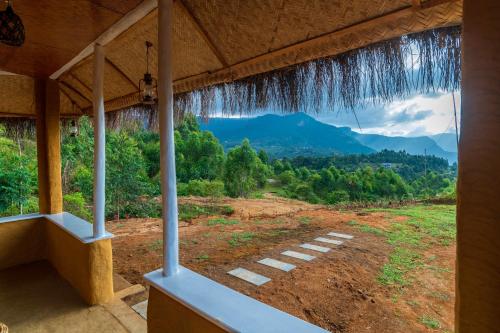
left=108, top=196, right=455, bottom=333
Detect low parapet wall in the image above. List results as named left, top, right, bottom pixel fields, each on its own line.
left=144, top=267, right=329, bottom=333
left=0, top=213, right=114, bottom=305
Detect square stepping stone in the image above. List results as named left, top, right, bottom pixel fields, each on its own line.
left=328, top=232, right=354, bottom=240
left=258, top=258, right=296, bottom=272
left=131, top=300, right=148, bottom=319
left=315, top=237, right=343, bottom=245
left=227, top=268, right=271, bottom=286
left=281, top=250, right=316, bottom=261
left=300, top=243, right=330, bottom=253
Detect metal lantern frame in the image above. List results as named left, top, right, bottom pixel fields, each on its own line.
left=139, top=41, right=158, bottom=105
left=0, top=1, right=25, bottom=47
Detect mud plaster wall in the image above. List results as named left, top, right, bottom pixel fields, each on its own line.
left=0, top=219, right=46, bottom=270
left=457, top=0, right=500, bottom=331
left=0, top=218, right=113, bottom=305
left=147, top=286, right=227, bottom=333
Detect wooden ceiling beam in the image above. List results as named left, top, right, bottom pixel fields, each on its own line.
left=50, top=0, right=158, bottom=79
left=70, top=74, right=93, bottom=95
left=59, top=87, right=84, bottom=112
left=176, top=0, right=229, bottom=68
left=105, top=57, right=139, bottom=89
left=59, top=81, right=92, bottom=104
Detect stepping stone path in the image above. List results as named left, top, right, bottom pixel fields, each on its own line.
left=300, top=243, right=330, bottom=253
left=328, top=232, right=354, bottom=240
left=282, top=250, right=316, bottom=261
left=228, top=268, right=271, bottom=286
left=258, top=258, right=296, bottom=272
left=132, top=300, right=148, bottom=319
left=226, top=231, right=354, bottom=286
left=314, top=237, right=343, bottom=245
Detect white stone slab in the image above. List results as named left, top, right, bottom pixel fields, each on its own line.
left=131, top=300, right=148, bottom=319
left=281, top=250, right=316, bottom=261
left=144, top=267, right=329, bottom=333
left=315, top=237, right=344, bottom=245
left=227, top=268, right=271, bottom=286
left=328, top=232, right=354, bottom=240
left=300, top=243, right=330, bottom=253
left=258, top=258, right=296, bottom=272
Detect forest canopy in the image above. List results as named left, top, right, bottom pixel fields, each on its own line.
left=0, top=115, right=456, bottom=220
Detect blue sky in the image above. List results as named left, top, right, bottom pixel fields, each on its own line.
left=315, top=91, right=461, bottom=137
left=216, top=90, right=461, bottom=138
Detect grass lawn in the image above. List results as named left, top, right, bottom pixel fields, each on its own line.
left=351, top=205, right=456, bottom=287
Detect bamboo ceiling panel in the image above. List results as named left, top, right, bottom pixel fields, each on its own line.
left=0, top=0, right=463, bottom=116
left=0, top=75, right=35, bottom=116
left=0, top=75, right=80, bottom=117
left=181, top=0, right=409, bottom=64
left=0, top=0, right=143, bottom=77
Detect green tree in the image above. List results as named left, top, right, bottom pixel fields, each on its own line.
left=258, top=149, right=269, bottom=165
left=106, top=131, right=150, bottom=219
left=0, top=136, right=37, bottom=214
left=224, top=139, right=261, bottom=197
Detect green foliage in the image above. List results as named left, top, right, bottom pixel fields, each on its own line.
left=420, top=316, right=441, bottom=329
left=353, top=205, right=456, bottom=287
left=149, top=239, right=163, bottom=252
left=298, top=216, right=311, bottom=225
left=224, top=139, right=266, bottom=197
left=178, top=204, right=234, bottom=222
left=179, top=179, right=225, bottom=198
left=196, top=253, right=209, bottom=261
left=0, top=137, right=37, bottom=214
left=106, top=131, right=151, bottom=219
left=258, top=149, right=269, bottom=165
left=279, top=170, right=295, bottom=185
left=1, top=114, right=456, bottom=221
left=176, top=114, right=225, bottom=182
left=325, top=190, right=350, bottom=204
left=228, top=232, right=255, bottom=247
left=207, top=217, right=239, bottom=226
left=63, top=192, right=92, bottom=221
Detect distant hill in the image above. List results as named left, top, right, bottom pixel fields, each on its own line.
left=429, top=133, right=458, bottom=153
left=200, top=113, right=374, bottom=157
left=350, top=131, right=457, bottom=163
left=200, top=113, right=457, bottom=163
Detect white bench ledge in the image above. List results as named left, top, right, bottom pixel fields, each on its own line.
left=0, top=213, right=44, bottom=224
left=45, top=212, right=113, bottom=243
left=144, top=267, right=329, bottom=333
left=0, top=212, right=113, bottom=244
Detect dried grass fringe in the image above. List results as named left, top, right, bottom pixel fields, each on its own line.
left=1, top=26, right=461, bottom=135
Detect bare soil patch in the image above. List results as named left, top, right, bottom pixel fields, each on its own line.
left=109, top=197, right=455, bottom=333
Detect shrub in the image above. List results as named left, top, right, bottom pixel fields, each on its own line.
left=279, top=170, right=296, bottom=185
left=185, top=179, right=225, bottom=198
left=177, top=182, right=189, bottom=196
left=122, top=198, right=162, bottom=219
left=64, top=192, right=92, bottom=221
left=325, top=190, right=350, bottom=204
left=294, top=183, right=320, bottom=204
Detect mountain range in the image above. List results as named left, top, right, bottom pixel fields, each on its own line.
left=199, top=113, right=458, bottom=163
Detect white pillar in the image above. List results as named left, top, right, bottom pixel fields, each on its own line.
left=93, top=43, right=106, bottom=238
left=158, top=0, right=179, bottom=276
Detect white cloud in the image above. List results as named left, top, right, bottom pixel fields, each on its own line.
left=315, top=91, right=461, bottom=137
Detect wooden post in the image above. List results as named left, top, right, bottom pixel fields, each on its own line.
left=93, top=43, right=106, bottom=238
left=35, top=79, right=63, bottom=214
left=457, top=0, right=500, bottom=331
left=158, top=0, right=179, bottom=277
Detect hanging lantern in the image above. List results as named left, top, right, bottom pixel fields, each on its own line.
left=0, top=1, right=25, bottom=47
left=69, top=119, right=78, bottom=137
left=139, top=41, right=157, bottom=105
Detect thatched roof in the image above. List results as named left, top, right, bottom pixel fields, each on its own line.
left=0, top=0, right=462, bottom=120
